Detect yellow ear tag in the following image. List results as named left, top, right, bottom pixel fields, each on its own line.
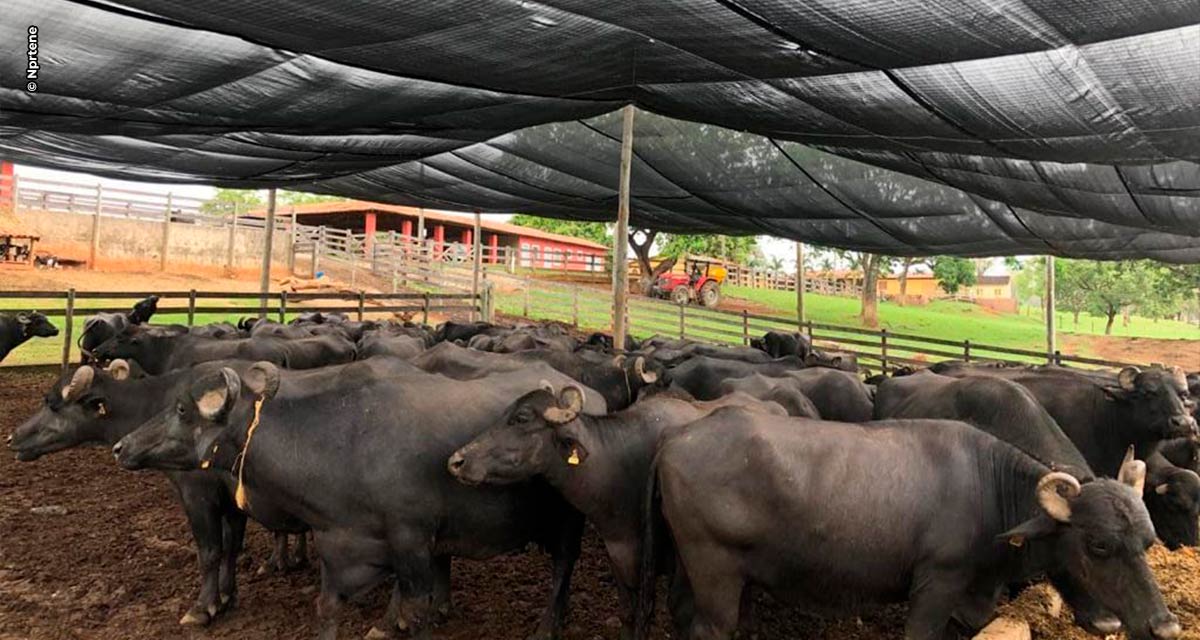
left=200, top=459, right=211, bottom=470
left=567, top=448, right=581, bottom=466
left=1008, top=535, right=1025, bottom=548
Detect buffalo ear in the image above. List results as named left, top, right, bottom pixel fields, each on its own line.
left=1118, top=450, right=1147, bottom=496
left=997, top=514, right=1060, bottom=547
left=244, top=362, right=281, bottom=399
left=191, top=368, right=242, bottom=421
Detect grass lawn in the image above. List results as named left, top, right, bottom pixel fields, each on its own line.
left=724, top=285, right=1200, bottom=353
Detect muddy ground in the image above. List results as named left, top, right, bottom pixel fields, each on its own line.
left=3, top=369, right=1200, bottom=639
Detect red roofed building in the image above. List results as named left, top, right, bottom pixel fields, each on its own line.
left=249, top=200, right=608, bottom=271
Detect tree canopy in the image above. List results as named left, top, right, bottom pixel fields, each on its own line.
left=931, top=257, right=978, bottom=295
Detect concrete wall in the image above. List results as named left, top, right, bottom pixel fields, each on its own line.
left=17, top=208, right=289, bottom=270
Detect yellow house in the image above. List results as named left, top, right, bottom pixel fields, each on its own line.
left=877, top=273, right=1017, bottom=311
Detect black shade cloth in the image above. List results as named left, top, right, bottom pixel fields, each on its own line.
left=3, top=0, right=1200, bottom=260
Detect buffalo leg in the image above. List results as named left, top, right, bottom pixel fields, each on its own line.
left=528, top=512, right=583, bottom=640
left=218, top=510, right=247, bottom=612
left=175, top=486, right=225, bottom=626
left=680, top=555, right=743, bottom=640
left=432, top=555, right=451, bottom=620
left=292, top=532, right=310, bottom=569
left=904, top=571, right=968, bottom=640
left=391, top=547, right=436, bottom=640
left=315, top=532, right=392, bottom=640
left=261, top=533, right=291, bottom=575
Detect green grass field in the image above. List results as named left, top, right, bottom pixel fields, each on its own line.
left=723, top=285, right=1200, bottom=351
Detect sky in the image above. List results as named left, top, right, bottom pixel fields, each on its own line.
left=14, top=163, right=1006, bottom=274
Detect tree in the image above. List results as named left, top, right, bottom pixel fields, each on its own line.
left=276, top=191, right=348, bottom=206
left=1055, top=260, right=1156, bottom=335
left=509, top=215, right=610, bottom=246
left=200, top=188, right=262, bottom=215
left=657, top=234, right=758, bottom=264
left=931, top=257, right=978, bottom=295
left=896, top=257, right=929, bottom=306
left=628, top=229, right=676, bottom=295
left=811, top=248, right=894, bottom=327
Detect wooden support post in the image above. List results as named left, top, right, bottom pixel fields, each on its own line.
left=313, top=226, right=325, bottom=278
left=226, top=203, right=239, bottom=272
left=678, top=303, right=686, bottom=339
left=612, top=105, right=635, bottom=351
left=523, top=277, right=531, bottom=318
left=280, top=291, right=288, bottom=323
left=1045, top=255, right=1056, bottom=363
left=742, top=309, right=750, bottom=346
left=288, top=206, right=298, bottom=274
left=964, top=339, right=971, bottom=362
left=357, top=290, right=366, bottom=322
left=417, top=209, right=426, bottom=259
left=795, top=242, right=806, bottom=325
left=259, top=188, right=277, bottom=318
left=89, top=185, right=101, bottom=270
left=421, top=291, right=430, bottom=325
left=187, top=289, right=197, bottom=326
left=572, top=287, right=580, bottom=327
left=61, top=289, right=75, bottom=371
left=472, top=210, right=482, bottom=322
left=160, top=192, right=172, bottom=271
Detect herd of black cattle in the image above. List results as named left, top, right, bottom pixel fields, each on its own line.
left=3, top=295, right=1199, bottom=640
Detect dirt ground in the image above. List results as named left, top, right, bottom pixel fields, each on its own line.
left=1061, top=334, right=1200, bottom=370
left=4, top=370, right=1200, bottom=639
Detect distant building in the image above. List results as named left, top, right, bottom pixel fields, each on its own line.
left=878, top=272, right=1016, bottom=312
left=248, top=200, right=607, bottom=271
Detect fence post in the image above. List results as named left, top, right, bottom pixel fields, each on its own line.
left=280, top=291, right=288, bottom=324
left=806, top=319, right=814, bottom=342
left=483, top=281, right=495, bottom=323
left=187, top=289, right=197, bottom=326
left=963, top=339, right=971, bottom=362
left=880, top=328, right=889, bottom=372
left=160, top=192, right=172, bottom=271
left=1053, top=349, right=1062, bottom=366
left=357, top=290, right=366, bottom=322
left=572, top=287, right=580, bottom=327
left=678, top=303, right=686, bottom=339
left=89, top=185, right=101, bottom=270
left=742, top=309, right=749, bottom=346
left=523, top=277, right=530, bottom=318
left=313, top=226, right=325, bottom=278
left=422, top=292, right=430, bottom=325
left=60, top=289, right=75, bottom=371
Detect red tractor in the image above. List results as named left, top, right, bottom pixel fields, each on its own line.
left=651, top=258, right=727, bottom=307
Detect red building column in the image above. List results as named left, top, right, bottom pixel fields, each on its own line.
left=461, top=228, right=472, bottom=247
left=433, top=224, right=445, bottom=259
left=401, top=220, right=413, bottom=237
left=488, top=233, right=499, bottom=264
left=0, top=161, right=13, bottom=210
left=363, top=212, right=377, bottom=254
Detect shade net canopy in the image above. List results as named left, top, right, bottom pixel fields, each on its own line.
left=3, top=0, right=1200, bottom=261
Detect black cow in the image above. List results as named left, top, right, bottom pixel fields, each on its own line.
left=92, top=332, right=356, bottom=374
left=666, top=355, right=805, bottom=399
left=7, top=360, right=307, bottom=626
left=670, top=357, right=871, bottom=422
left=448, top=386, right=785, bottom=638
left=1143, top=450, right=1200, bottom=551
left=114, top=364, right=600, bottom=640
left=716, top=374, right=821, bottom=418
left=748, top=331, right=811, bottom=360
left=874, top=371, right=1093, bottom=480
left=78, top=295, right=159, bottom=361
left=638, top=412, right=1180, bottom=640
left=357, top=332, right=428, bottom=360
left=412, top=342, right=632, bottom=411
left=0, top=311, right=58, bottom=363
left=934, top=363, right=1197, bottom=477
left=583, top=331, right=640, bottom=352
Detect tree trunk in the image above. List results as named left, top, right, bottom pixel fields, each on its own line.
left=860, top=254, right=880, bottom=327
left=1072, top=310, right=1080, bottom=326
left=628, top=229, right=676, bottom=295
left=898, top=257, right=912, bottom=307
left=1104, top=309, right=1116, bottom=335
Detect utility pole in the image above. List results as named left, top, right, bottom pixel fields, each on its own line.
left=612, top=105, right=635, bottom=351
left=259, top=188, right=277, bottom=318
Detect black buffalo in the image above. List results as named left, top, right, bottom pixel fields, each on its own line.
left=114, top=363, right=603, bottom=640
left=0, top=311, right=58, bottom=363
left=448, top=385, right=785, bottom=638
left=716, top=373, right=821, bottom=418
left=92, top=331, right=356, bottom=374
left=638, top=412, right=1180, bottom=640
left=749, top=330, right=811, bottom=359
